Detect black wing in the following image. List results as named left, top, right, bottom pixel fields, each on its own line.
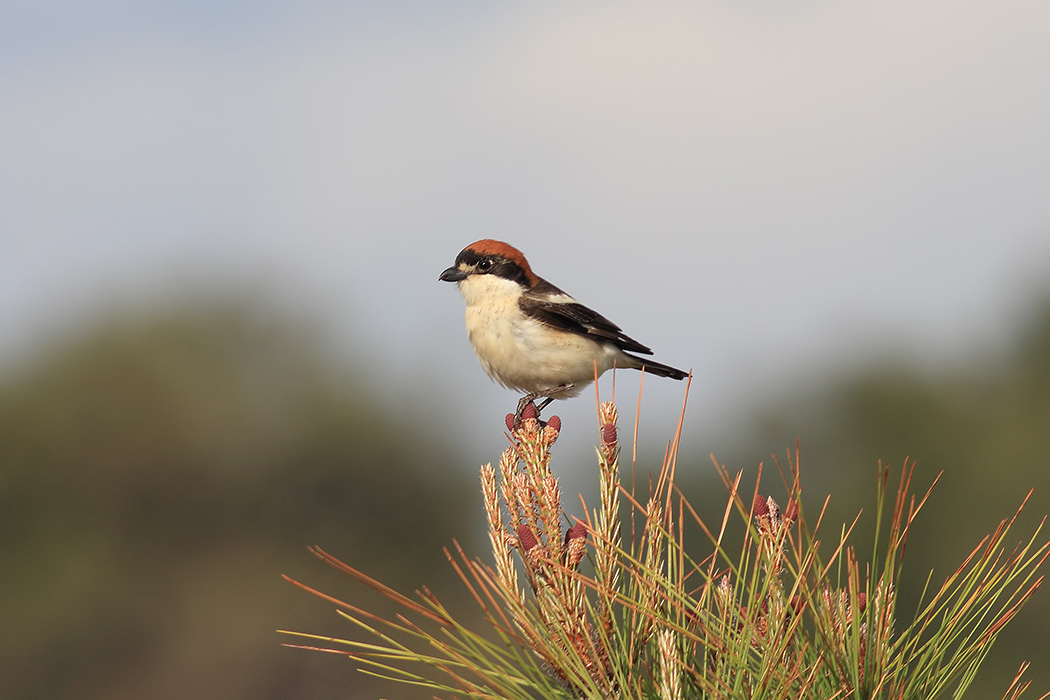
left=519, top=279, right=654, bottom=355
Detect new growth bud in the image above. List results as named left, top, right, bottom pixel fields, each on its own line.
left=516, top=525, right=539, bottom=552
left=753, top=494, right=769, bottom=518
left=563, top=521, right=588, bottom=569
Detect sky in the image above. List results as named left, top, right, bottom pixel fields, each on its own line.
left=3, top=1, right=1050, bottom=461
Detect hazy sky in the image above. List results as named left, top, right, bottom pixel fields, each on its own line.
left=3, top=2, right=1049, bottom=456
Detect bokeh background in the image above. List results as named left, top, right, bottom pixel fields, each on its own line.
left=3, top=2, right=1049, bottom=698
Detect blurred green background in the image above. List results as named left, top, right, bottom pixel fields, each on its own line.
left=3, top=295, right=1049, bottom=699
left=0, top=303, right=478, bottom=700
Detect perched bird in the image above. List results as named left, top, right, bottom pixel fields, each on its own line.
left=439, top=239, right=687, bottom=419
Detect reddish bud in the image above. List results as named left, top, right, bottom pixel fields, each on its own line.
left=522, top=402, right=537, bottom=420
left=505, top=414, right=516, bottom=431
left=753, top=494, right=769, bottom=517
left=601, top=423, right=617, bottom=446
left=856, top=592, right=867, bottom=614
left=564, top=521, right=587, bottom=544
left=546, top=415, right=561, bottom=433
left=563, top=525, right=587, bottom=568
left=790, top=595, right=804, bottom=615
left=784, top=498, right=799, bottom=523
left=516, top=525, right=539, bottom=551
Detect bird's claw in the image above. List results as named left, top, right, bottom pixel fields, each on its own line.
left=510, top=384, right=574, bottom=430
left=511, top=397, right=539, bottom=431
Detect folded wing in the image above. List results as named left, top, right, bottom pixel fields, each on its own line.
left=519, top=280, right=654, bottom=356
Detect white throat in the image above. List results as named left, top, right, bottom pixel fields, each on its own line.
left=457, top=274, right=524, bottom=307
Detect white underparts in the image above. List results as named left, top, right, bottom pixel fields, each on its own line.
left=457, top=275, right=639, bottom=396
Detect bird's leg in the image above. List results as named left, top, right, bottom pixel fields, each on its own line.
left=534, top=396, right=556, bottom=414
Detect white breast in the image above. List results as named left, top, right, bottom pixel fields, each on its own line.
left=457, top=275, right=626, bottom=396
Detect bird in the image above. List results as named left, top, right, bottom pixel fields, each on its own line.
left=439, top=239, right=687, bottom=420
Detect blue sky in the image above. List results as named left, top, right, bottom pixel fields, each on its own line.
left=3, top=1, right=1050, bottom=457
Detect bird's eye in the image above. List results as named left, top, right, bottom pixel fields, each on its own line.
left=477, top=259, right=493, bottom=272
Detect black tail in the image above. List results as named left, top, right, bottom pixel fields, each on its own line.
left=624, top=354, right=689, bottom=381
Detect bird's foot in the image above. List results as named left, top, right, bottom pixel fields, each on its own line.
left=511, top=384, right=574, bottom=430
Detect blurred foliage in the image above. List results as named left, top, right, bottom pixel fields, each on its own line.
left=722, top=299, right=1050, bottom=697
left=0, top=303, right=476, bottom=700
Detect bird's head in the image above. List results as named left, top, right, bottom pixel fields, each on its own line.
left=439, top=240, right=539, bottom=292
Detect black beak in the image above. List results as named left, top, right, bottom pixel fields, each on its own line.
left=439, top=266, right=468, bottom=282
